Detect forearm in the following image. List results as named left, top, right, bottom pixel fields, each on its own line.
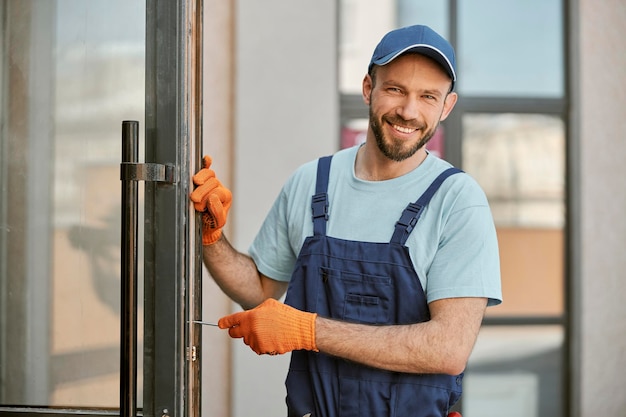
left=202, top=235, right=266, bottom=310
left=315, top=297, right=487, bottom=375
left=315, top=319, right=457, bottom=374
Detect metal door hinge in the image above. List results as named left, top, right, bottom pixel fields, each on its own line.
left=186, top=345, right=198, bottom=362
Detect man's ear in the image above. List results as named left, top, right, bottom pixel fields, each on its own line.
left=440, top=92, right=458, bottom=122
left=362, top=74, right=373, bottom=105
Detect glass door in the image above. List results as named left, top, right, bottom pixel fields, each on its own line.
left=0, top=0, right=202, bottom=415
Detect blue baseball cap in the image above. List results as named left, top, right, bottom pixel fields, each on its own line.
left=368, top=25, right=457, bottom=90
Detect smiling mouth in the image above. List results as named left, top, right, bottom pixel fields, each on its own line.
left=391, top=123, right=417, bottom=134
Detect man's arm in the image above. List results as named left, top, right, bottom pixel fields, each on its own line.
left=203, top=235, right=288, bottom=310
left=191, top=155, right=289, bottom=310
left=219, top=295, right=487, bottom=375
left=315, top=297, right=487, bottom=375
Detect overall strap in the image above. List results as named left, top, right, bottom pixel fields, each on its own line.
left=391, top=167, right=463, bottom=245
left=312, top=156, right=333, bottom=236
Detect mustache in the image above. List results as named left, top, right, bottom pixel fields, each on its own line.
left=383, top=115, right=423, bottom=130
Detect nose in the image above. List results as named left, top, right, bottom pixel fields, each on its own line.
left=395, top=96, right=421, bottom=121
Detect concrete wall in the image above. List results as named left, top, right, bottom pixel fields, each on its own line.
left=201, top=2, right=235, bottom=416
left=573, top=0, right=626, bottom=415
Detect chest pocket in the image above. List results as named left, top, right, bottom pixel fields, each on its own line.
left=318, top=266, right=393, bottom=325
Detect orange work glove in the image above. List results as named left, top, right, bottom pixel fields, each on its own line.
left=218, top=298, right=318, bottom=355
left=190, top=155, right=232, bottom=245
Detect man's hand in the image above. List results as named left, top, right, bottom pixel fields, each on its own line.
left=190, top=155, right=232, bottom=245
left=218, top=298, right=318, bottom=355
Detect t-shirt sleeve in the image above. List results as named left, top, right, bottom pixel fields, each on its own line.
left=425, top=181, right=503, bottom=307
left=248, top=186, right=298, bottom=282
left=248, top=158, right=320, bottom=282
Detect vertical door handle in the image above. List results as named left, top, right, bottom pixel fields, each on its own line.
left=120, top=120, right=139, bottom=417
left=120, top=120, right=176, bottom=417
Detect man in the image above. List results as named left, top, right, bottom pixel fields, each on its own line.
left=191, top=24, right=502, bottom=417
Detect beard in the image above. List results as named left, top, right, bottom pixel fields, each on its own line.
left=369, top=106, right=439, bottom=162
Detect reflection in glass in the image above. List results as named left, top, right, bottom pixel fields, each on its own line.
left=0, top=0, right=144, bottom=407
left=463, top=113, right=565, bottom=318
left=464, top=326, right=564, bottom=417
left=463, top=113, right=564, bottom=229
left=458, top=0, right=563, bottom=97
left=396, top=0, right=448, bottom=35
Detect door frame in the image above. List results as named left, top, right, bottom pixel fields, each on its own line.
left=142, top=0, right=203, bottom=417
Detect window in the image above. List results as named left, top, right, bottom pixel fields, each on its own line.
left=458, top=0, right=563, bottom=97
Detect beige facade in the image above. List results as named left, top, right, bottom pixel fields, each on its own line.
left=574, top=1, right=626, bottom=415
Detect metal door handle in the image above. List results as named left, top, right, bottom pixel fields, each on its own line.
left=120, top=120, right=176, bottom=417
left=120, top=120, right=139, bottom=417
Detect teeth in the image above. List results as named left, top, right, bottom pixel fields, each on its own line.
left=393, top=124, right=415, bottom=134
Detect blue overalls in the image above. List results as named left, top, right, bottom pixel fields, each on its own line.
left=284, top=156, right=463, bottom=417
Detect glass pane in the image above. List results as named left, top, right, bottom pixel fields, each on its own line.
left=463, top=113, right=565, bottom=317
left=0, top=0, right=145, bottom=407
left=396, top=0, right=448, bottom=34
left=463, top=114, right=565, bottom=228
left=464, top=325, right=564, bottom=417
left=339, top=0, right=447, bottom=94
left=458, top=0, right=563, bottom=97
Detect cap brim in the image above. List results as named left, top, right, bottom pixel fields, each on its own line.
left=371, top=44, right=456, bottom=84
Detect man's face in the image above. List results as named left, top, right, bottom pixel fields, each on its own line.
left=363, top=53, right=457, bottom=162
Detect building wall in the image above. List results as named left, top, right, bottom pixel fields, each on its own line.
left=201, top=2, right=234, bottom=416
left=575, top=0, right=626, bottom=415
left=230, top=1, right=338, bottom=416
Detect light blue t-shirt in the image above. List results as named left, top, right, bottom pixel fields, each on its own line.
left=249, top=145, right=502, bottom=306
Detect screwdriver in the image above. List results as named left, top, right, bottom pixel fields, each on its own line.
left=191, top=320, right=220, bottom=327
